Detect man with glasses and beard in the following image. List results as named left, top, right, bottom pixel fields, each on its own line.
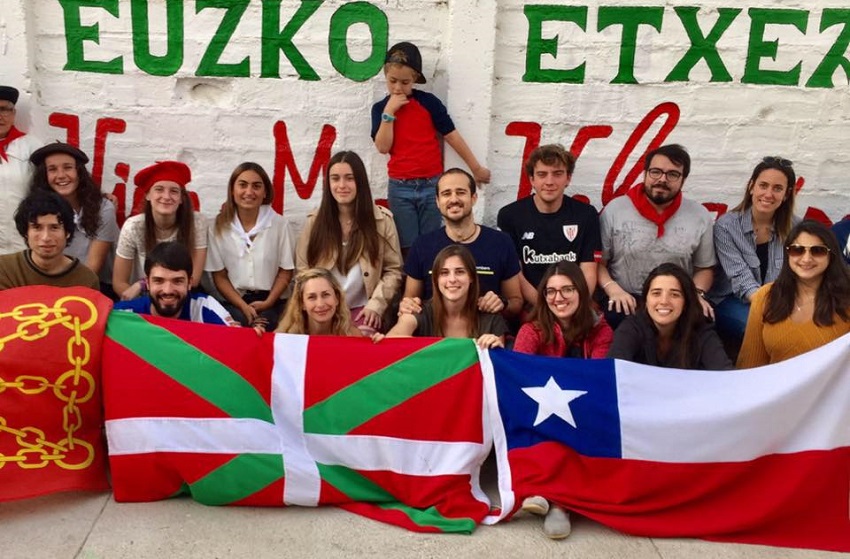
left=597, top=144, right=716, bottom=328
left=114, top=241, right=238, bottom=326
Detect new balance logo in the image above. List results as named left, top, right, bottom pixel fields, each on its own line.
left=521, top=232, right=535, bottom=240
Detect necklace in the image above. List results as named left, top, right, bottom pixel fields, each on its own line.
left=795, top=296, right=815, bottom=312
left=451, top=224, right=478, bottom=243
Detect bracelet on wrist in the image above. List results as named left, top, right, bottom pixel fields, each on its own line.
left=601, top=280, right=614, bottom=291
left=381, top=112, right=396, bottom=123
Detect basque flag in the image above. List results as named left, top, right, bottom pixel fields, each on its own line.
left=103, top=312, right=491, bottom=533
left=481, top=338, right=850, bottom=552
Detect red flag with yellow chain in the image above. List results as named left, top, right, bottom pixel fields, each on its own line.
left=0, top=286, right=112, bottom=501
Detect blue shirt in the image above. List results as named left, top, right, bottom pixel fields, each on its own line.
left=404, top=225, right=521, bottom=300
left=114, top=293, right=235, bottom=326
left=831, top=218, right=850, bottom=265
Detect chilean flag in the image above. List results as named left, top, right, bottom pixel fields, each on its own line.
left=479, top=335, right=850, bottom=552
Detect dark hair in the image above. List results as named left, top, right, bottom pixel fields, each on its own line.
left=306, top=151, right=381, bottom=273
left=527, top=261, right=594, bottom=347
left=525, top=144, right=577, bottom=177
left=143, top=189, right=196, bottom=253
left=430, top=245, right=480, bottom=337
left=731, top=157, right=796, bottom=242
left=644, top=144, right=690, bottom=179
left=764, top=220, right=850, bottom=326
left=438, top=168, right=477, bottom=196
left=214, top=162, right=274, bottom=236
left=29, top=153, right=103, bottom=239
left=639, top=263, right=705, bottom=368
left=143, top=241, right=193, bottom=278
left=14, top=190, right=76, bottom=243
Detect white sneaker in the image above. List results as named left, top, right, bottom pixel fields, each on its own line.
left=543, top=505, right=571, bottom=539
left=521, top=495, right=549, bottom=516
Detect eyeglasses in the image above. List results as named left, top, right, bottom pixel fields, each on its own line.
left=545, top=285, right=578, bottom=299
left=0, top=107, right=14, bottom=116
left=786, top=244, right=830, bottom=258
left=646, top=168, right=683, bottom=181
left=763, top=156, right=793, bottom=168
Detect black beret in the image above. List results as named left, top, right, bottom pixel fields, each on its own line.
left=29, top=142, right=90, bottom=166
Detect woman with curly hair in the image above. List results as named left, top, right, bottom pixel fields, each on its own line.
left=28, top=142, right=119, bottom=290
left=276, top=268, right=361, bottom=336
left=738, top=220, right=850, bottom=367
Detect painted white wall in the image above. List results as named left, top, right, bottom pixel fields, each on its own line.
left=3, top=0, right=849, bottom=229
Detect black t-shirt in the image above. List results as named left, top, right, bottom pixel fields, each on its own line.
left=497, top=195, right=601, bottom=288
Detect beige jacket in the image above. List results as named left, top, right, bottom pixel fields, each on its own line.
left=296, top=204, right=402, bottom=316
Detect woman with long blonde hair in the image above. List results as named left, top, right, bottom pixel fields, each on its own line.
left=276, top=268, right=361, bottom=336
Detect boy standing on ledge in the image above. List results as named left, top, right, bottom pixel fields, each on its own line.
left=371, top=41, right=491, bottom=255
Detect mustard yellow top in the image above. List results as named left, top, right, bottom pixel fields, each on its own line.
left=737, top=283, right=850, bottom=368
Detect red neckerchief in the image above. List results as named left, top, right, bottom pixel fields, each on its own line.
left=0, top=126, right=25, bottom=162
left=626, top=184, right=682, bottom=238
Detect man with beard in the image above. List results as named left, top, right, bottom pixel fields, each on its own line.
left=114, top=241, right=238, bottom=326
left=401, top=168, right=522, bottom=317
left=597, top=144, right=715, bottom=327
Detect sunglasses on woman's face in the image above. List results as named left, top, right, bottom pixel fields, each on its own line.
left=786, top=244, right=830, bottom=258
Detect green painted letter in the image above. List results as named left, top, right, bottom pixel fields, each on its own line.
left=523, top=5, right=587, bottom=83
left=196, top=0, right=251, bottom=77
left=261, top=0, right=322, bottom=80
left=328, top=2, right=388, bottom=82
left=666, top=7, right=741, bottom=82
left=742, top=8, right=808, bottom=86
left=597, top=6, right=664, bottom=84
left=59, top=0, right=123, bottom=74
left=806, top=9, right=850, bottom=88
left=131, top=0, right=184, bottom=76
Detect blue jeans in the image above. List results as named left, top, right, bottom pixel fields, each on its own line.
left=387, top=176, right=442, bottom=249
left=714, top=296, right=751, bottom=341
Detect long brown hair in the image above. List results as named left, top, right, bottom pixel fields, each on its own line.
left=640, top=263, right=706, bottom=369
left=527, top=261, right=594, bottom=347
left=430, top=245, right=480, bottom=338
left=306, top=151, right=380, bottom=273
left=765, top=220, right=850, bottom=326
left=143, top=190, right=196, bottom=253
left=276, top=268, right=354, bottom=335
left=30, top=157, right=103, bottom=239
left=214, top=162, right=274, bottom=236
left=731, top=156, right=796, bottom=241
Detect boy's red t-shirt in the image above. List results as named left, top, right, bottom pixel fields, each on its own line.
left=371, top=90, right=456, bottom=180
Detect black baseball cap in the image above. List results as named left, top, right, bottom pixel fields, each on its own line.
left=385, top=42, right=426, bottom=84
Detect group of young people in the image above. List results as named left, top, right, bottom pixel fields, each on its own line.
left=3, top=40, right=850, bottom=541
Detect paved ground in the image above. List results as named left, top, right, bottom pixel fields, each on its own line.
left=1, top=491, right=846, bottom=559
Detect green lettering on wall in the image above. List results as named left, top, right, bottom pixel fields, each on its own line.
left=523, top=5, right=587, bottom=83
left=597, top=6, right=664, bottom=84
left=196, top=0, right=251, bottom=77
left=806, top=9, right=850, bottom=88
left=742, top=8, right=808, bottom=86
left=261, top=0, right=322, bottom=80
left=328, top=2, right=387, bottom=82
left=666, top=7, right=741, bottom=82
left=131, top=0, right=184, bottom=76
left=59, top=0, right=123, bottom=74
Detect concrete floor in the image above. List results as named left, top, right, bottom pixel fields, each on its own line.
left=1, top=492, right=846, bottom=559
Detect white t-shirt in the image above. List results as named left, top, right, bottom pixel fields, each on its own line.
left=116, top=212, right=208, bottom=282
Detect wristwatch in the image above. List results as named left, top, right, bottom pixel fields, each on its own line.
left=381, top=113, right=396, bottom=123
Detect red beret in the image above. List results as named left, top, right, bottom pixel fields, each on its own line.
left=134, top=161, right=192, bottom=194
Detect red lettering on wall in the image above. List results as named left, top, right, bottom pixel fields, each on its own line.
left=92, top=118, right=127, bottom=187
left=602, top=102, right=680, bottom=206
left=272, top=121, right=336, bottom=214
left=48, top=113, right=80, bottom=147
left=505, top=122, right=542, bottom=200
